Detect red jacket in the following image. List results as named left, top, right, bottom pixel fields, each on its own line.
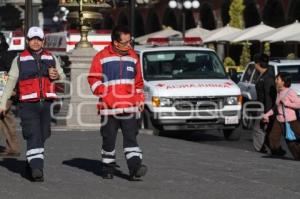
left=88, top=44, right=144, bottom=115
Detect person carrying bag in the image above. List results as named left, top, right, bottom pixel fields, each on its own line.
left=263, top=72, right=300, bottom=160
left=281, top=91, right=300, bottom=160
left=282, top=100, right=299, bottom=141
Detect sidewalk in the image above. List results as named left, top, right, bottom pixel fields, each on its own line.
left=1, top=130, right=300, bottom=199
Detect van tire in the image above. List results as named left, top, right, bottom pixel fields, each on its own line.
left=143, top=110, right=161, bottom=136
left=223, top=129, right=241, bottom=141
left=242, top=113, right=255, bottom=130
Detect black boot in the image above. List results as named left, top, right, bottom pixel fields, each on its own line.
left=129, top=164, right=148, bottom=181
left=31, top=168, right=44, bottom=182
left=271, top=147, right=287, bottom=157
left=102, top=163, right=115, bottom=179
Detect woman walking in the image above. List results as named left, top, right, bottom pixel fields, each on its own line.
left=263, top=72, right=300, bottom=160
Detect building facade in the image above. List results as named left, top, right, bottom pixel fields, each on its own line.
left=0, top=0, right=293, bottom=33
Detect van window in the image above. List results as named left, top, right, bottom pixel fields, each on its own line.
left=142, top=50, right=227, bottom=81
left=278, top=65, right=300, bottom=83
left=242, top=64, right=255, bottom=82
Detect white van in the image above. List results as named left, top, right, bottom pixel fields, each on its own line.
left=135, top=44, right=242, bottom=140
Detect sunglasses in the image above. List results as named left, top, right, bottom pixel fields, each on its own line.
left=117, top=39, right=132, bottom=46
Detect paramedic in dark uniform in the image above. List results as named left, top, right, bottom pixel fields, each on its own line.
left=0, top=27, right=66, bottom=182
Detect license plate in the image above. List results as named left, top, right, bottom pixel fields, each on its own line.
left=225, top=116, right=239, bottom=124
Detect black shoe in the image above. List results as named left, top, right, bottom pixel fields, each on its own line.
left=102, top=164, right=114, bottom=179
left=102, top=173, right=114, bottom=179
left=258, top=144, right=268, bottom=154
left=31, top=168, right=44, bottom=182
left=129, top=165, right=147, bottom=181
left=271, top=147, right=287, bottom=157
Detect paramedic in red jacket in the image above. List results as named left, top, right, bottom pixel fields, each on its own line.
left=88, top=25, right=147, bottom=180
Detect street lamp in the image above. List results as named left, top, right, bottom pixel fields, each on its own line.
left=168, top=0, right=200, bottom=38
left=53, top=6, right=69, bottom=30
left=130, top=0, right=152, bottom=44
left=25, top=0, right=33, bottom=34
left=59, top=0, right=110, bottom=49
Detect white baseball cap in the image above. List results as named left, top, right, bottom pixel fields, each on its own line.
left=27, top=26, right=44, bottom=39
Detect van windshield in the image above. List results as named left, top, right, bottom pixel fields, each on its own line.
left=142, top=50, right=227, bottom=81
left=278, top=65, right=300, bottom=83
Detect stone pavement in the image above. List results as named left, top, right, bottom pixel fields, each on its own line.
left=0, top=129, right=300, bottom=199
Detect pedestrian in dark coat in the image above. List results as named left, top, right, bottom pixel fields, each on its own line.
left=252, top=53, right=285, bottom=155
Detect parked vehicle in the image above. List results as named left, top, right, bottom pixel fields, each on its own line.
left=238, top=59, right=300, bottom=129
left=136, top=38, right=242, bottom=140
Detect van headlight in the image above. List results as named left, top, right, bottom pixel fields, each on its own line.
left=152, top=97, right=172, bottom=107
left=225, top=96, right=242, bottom=105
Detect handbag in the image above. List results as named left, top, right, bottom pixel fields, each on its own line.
left=284, top=120, right=297, bottom=141
left=281, top=89, right=299, bottom=141
left=282, top=104, right=298, bottom=141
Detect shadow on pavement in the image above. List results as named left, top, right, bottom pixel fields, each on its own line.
left=159, top=131, right=223, bottom=142
left=157, top=128, right=255, bottom=152
left=62, top=158, right=130, bottom=180
left=0, top=158, right=32, bottom=181
left=261, top=155, right=296, bottom=161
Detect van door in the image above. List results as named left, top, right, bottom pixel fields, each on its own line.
left=238, top=63, right=256, bottom=100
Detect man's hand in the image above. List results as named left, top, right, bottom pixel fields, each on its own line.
left=262, top=114, right=269, bottom=123
left=48, top=68, right=59, bottom=80
left=138, top=103, right=144, bottom=112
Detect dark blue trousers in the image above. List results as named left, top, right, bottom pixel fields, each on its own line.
left=100, top=113, right=143, bottom=173
left=19, top=101, right=52, bottom=169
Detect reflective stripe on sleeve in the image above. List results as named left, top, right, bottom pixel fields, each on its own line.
left=45, top=93, right=57, bottom=98
left=136, top=89, right=143, bottom=93
left=91, top=81, right=103, bottom=92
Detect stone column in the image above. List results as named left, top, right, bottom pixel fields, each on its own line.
left=66, top=47, right=100, bottom=129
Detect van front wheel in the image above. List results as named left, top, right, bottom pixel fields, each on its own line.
left=143, top=110, right=162, bottom=136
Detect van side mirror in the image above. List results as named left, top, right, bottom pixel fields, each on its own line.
left=227, top=68, right=239, bottom=83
